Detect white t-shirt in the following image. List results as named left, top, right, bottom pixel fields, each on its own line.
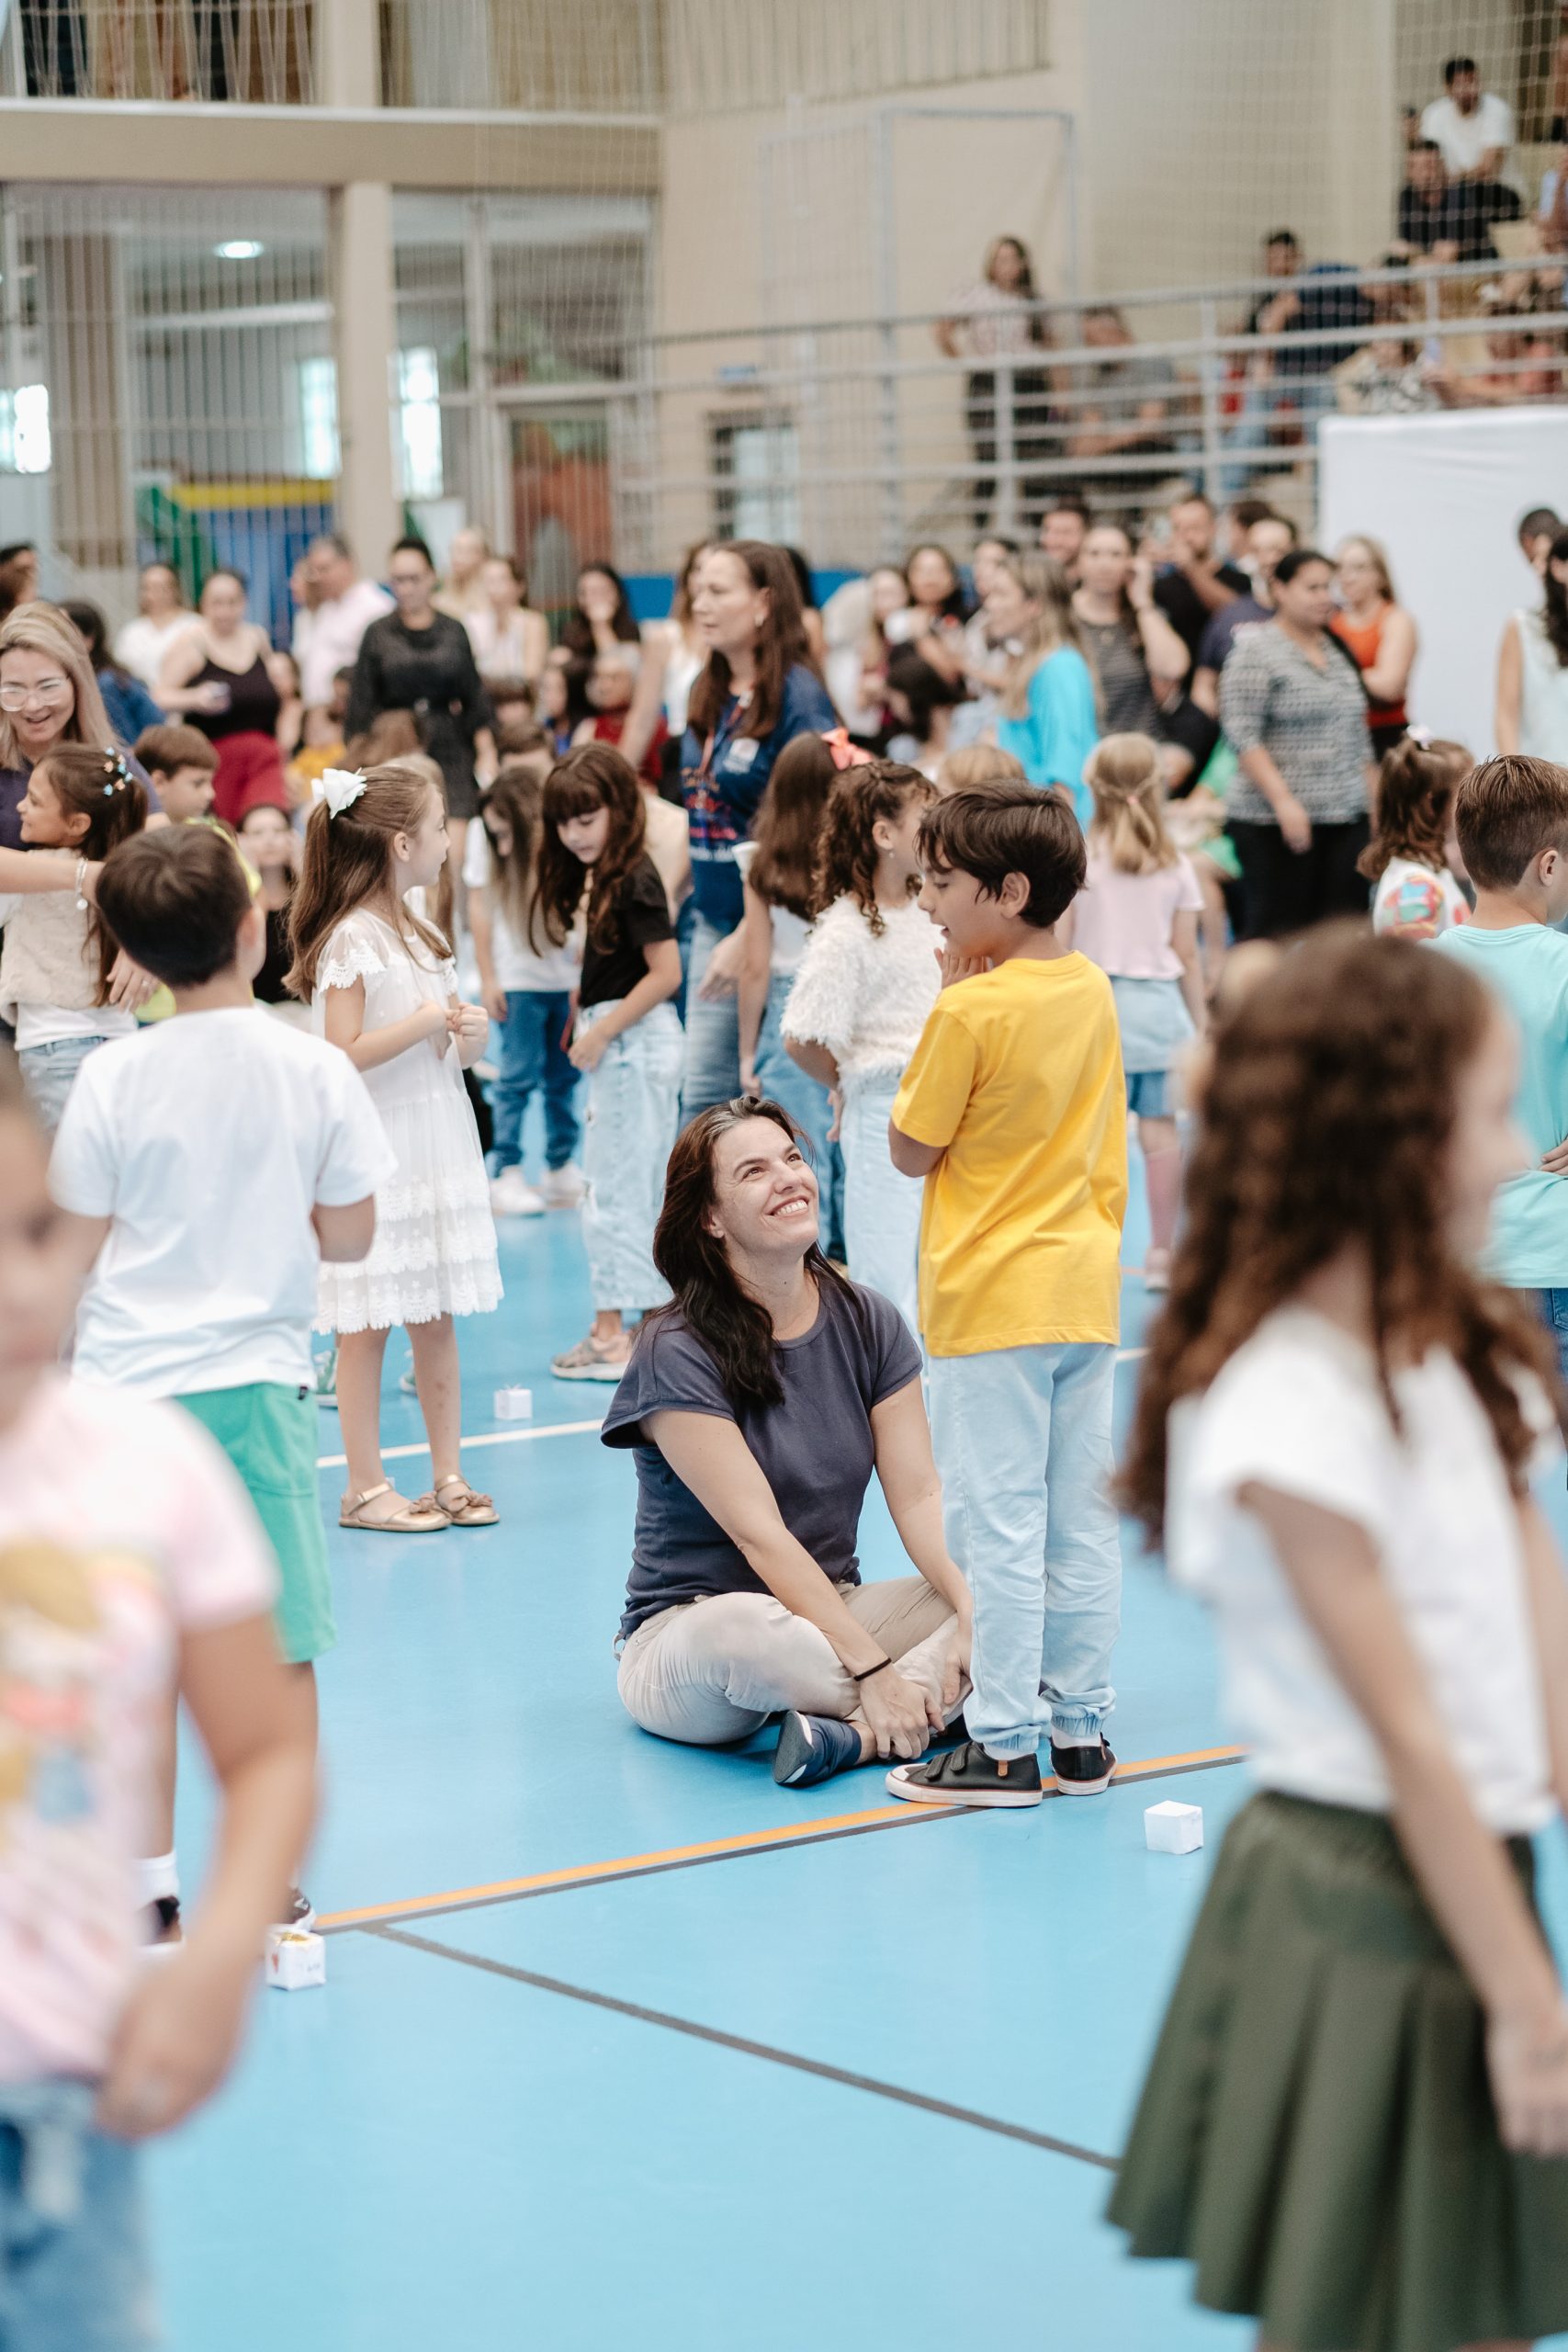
left=51, top=1004, right=395, bottom=1396
left=1168, top=1304, right=1557, bottom=1835
left=462, top=823, right=581, bottom=992
left=1371, top=856, right=1471, bottom=939
left=112, top=611, right=200, bottom=693
left=733, top=840, right=812, bottom=977
left=1420, top=91, right=1515, bottom=177
left=0, top=1376, right=276, bottom=2081
left=291, top=578, right=394, bottom=707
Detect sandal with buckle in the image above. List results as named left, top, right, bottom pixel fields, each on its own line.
left=338, top=1480, right=446, bottom=1533
left=431, top=1474, right=500, bottom=1529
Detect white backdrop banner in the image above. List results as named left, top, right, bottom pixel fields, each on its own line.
left=1318, top=410, right=1568, bottom=759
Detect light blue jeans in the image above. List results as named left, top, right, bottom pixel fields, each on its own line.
left=0, top=2083, right=157, bottom=2348
left=580, top=998, right=683, bottom=1313
left=840, top=1070, right=923, bottom=1339
left=755, top=970, right=843, bottom=1255
left=928, top=1340, right=1121, bottom=1758
left=681, top=913, right=742, bottom=1121
left=18, top=1035, right=114, bottom=1137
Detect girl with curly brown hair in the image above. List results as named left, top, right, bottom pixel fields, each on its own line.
left=1361, top=730, right=1472, bottom=939
left=780, top=761, right=938, bottom=1334
left=1110, top=923, right=1568, bottom=2351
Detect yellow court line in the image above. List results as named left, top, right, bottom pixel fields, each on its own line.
left=316, top=1744, right=1246, bottom=1932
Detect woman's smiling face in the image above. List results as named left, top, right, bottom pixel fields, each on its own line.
left=703, top=1118, right=819, bottom=1261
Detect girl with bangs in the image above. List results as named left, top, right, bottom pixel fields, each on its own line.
left=1111, top=924, right=1568, bottom=2351
left=538, top=743, right=682, bottom=1382
left=288, top=759, right=500, bottom=1532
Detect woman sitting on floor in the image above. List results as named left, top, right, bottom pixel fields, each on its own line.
left=604, top=1098, right=971, bottom=1788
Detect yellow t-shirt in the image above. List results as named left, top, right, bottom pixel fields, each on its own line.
left=892, top=953, right=1127, bottom=1357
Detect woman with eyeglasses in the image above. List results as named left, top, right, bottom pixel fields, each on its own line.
left=0, top=604, right=150, bottom=854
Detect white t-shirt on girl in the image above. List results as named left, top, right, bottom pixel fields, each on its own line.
left=780, top=895, right=940, bottom=1086
left=462, top=824, right=580, bottom=992
left=732, top=841, right=811, bottom=978
left=1168, top=1303, right=1557, bottom=1836
left=1070, top=848, right=1204, bottom=981
left=0, top=1375, right=277, bottom=2081
left=1371, top=857, right=1470, bottom=940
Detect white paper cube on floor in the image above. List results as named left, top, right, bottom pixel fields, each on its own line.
left=1144, top=1800, right=1204, bottom=1854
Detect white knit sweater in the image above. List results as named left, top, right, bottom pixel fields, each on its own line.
left=780, top=894, right=939, bottom=1085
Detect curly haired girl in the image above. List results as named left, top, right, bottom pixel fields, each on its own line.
left=781, top=760, right=937, bottom=1333
left=1111, top=922, right=1568, bottom=2349
left=1359, top=729, right=1472, bottom=938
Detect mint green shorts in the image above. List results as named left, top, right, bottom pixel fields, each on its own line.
left=175, top=1382, right=335, bottom=1665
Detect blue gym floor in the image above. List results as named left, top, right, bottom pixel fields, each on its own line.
left=150, top=1164, right=1568, bottom=2352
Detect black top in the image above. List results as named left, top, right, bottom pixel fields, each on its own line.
left=579, top=854, right=675, bottom=1010
left=346, top=612, right=493, bottom=817
left=190, top=652, right=281, bottom=743
left=604, top=1278, right=921, bottom=1640
left=254, top=902, right=293, bottom=1004
left=1397, top=180, right=1517, bottom=261
left=1155, top=561, right=1250, bottom=665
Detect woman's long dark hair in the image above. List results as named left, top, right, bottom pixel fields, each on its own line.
left=561, top=561, right=640, bottom=659
left=686, top=541, right=823, bottom=742
left=1543, top=526, right=1568, bottom=669
left=648, top=1099, right=856, bottom=1412
left=537, top=741, right=647, bottom=952
left=750, top=731, right=838, bottom=919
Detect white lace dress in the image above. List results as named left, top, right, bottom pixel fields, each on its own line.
left=311, top=907, right=502, bottom=1334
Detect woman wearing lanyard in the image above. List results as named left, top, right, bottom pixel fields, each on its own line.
left=680, top=542, right=836, bottom=1120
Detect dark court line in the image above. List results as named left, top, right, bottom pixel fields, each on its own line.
left=366, top=1922, right=1120, bottom=2171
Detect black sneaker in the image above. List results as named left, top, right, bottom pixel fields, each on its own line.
left=773, top=1712, right=863, bottom=1787
left=280, top=1887, right=316, bottom=1931
left=886, top=1740, right=1043, bottom=1809
left=1050, top=1737, right=1116, bottom=1795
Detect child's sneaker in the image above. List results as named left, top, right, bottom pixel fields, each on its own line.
left=1050, top=1736, right=1117, bottom=1795
left=539, top=1160, right=587, bottom=1206
left=773, top=1712, right=863, bottom=1787
left=490, top=1168, right=547, bottom=1217
left=885, top=1740, right=1043, bottom=1808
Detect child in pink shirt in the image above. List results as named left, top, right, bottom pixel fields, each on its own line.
left=1066, top=734, right=1206, bottom=1289
left=0, top=1046, right=314, bottom=2343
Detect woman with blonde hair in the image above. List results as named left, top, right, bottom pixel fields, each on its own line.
left=985, top=553, right=1099, bottom=820
left=1330, top=532, right=1417, bottom=758
left=0, top=602, right=130, bottom=853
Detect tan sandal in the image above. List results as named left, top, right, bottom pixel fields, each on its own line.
left=431, top=1474, right=500, bottom=1529
left=339, top=1480, right=446, bottom=1533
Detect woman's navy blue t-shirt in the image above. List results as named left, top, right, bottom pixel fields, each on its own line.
left=680, top=662, right=837, bottom=932
left=603, top=1277, right=921, bottom=1641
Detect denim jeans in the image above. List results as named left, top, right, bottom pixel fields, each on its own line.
left=681, top=913, right=741, bottom=1122
left=927, top=1340, right=1122, bottom=1758
left=755, top=970, right=844, bottom=1257
left=1536, top=1289, right=1568, bottom=1388
left=489, top=989, right=580, bottom=1173
left=18, top=1035, right=114, bottom=1137
left=840, top=1071, right=923, bottom=1338
left=580, top=998, right=682, bottom=1313
left=618, top=1576, right=962, bottom=1746
left=0, top=2084, right=157, bottom=2349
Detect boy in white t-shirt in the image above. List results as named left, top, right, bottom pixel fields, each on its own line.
left=0, top=1042, right=315, bottom=2342
left=50, top=824, right=392, bottom=1932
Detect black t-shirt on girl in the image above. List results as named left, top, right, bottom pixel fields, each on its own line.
left=579, top=853, right=676, bottom=1009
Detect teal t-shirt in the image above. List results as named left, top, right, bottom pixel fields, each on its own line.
left=1435, top=922, right=1568, bottom=1285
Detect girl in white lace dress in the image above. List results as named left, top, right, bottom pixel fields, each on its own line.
left=288, top=761, right=502, bottom=1532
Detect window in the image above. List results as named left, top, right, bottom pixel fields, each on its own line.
left=398, top=345, right=444, bottom=501
left=711, top=413, right=800, bottom=543
left=0, top=384, right=51, bottom=475
left=298, top=356, right=339, bottom=480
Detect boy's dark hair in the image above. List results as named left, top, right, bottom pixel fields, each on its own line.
left=1230, top=497, right=1278, bottom=534
left=495, top=715, right=547, bottom=759
left=917, top=785, right=1086, bottom=930
left=1442, top=55, right=1476, bottom=84
left=96, top=824, right=253, bottom=989
left=132, top=722, right=219, bottom=778
left=1454, top=754, right=1568, bottom=892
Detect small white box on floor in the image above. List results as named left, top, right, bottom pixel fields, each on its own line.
left=1145, top=1800, right=1204, bottom=1855
left=265, top=1928, right=326, bottom=1989
left=493, top=1385, right=533, bottom=1421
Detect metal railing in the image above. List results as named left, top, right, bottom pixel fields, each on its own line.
left=0, top=0, right=315, bottom=100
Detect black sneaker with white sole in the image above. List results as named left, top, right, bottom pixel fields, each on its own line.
left=1050, top=1737, right=1116, bottom=1794
left=886, top=1740, right=1043, bottom=1808
left=773, top=1711, right=863, bottom=1787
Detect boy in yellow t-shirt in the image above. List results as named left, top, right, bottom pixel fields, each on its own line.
left=886, top=786, right=1127, bottom=1811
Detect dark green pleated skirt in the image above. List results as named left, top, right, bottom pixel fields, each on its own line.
left=1108, top=1791, right=1568, bottom=2352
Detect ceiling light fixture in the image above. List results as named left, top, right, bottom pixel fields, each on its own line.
left=214, top=239, right=265, bottom=261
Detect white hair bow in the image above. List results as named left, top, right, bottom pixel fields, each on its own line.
left=314, top=767, right=367, bottom=819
